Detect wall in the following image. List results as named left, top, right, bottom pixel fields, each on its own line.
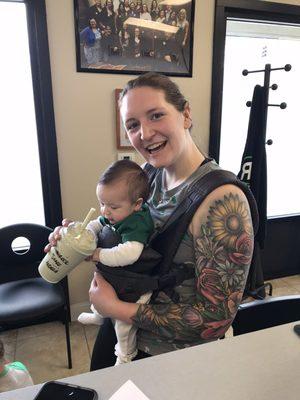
left=45, top=0, right=215, bottom=314
left=45, top=0, right=300, bottom=315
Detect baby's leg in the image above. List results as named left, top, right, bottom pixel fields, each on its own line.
left=114, top=292, right=152, bottom=365
left=78, top=304, right=104, bottom=326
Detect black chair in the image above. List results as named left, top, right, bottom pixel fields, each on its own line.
left=0, top=223, right=72, bottom=369
left=232, top=295, right=300, bottom=336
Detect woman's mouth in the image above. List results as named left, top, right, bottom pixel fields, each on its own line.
left=146, top=141, right=167, bottom=154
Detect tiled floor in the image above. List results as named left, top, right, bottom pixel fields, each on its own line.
left=1, top=275, right=300, bottom=386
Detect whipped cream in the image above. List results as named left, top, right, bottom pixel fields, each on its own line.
left=63, top=222, right=97, bottom=255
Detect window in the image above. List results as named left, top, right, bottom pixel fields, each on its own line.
left=0, top=2, right=44, bottom=226
left=210, top=0, right=300, bottom=218
left=0, top=0, right=63, bottom=229
left=219, top=19, right=300, bottom=217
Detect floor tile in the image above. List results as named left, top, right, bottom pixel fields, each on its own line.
left=17, top=321, right=64, bottom=341
left=265, top=278, right=290, bottom=290
left=0, top=329, right=18, bottom=362
left=281, top=274, right=300, bottom=288
left=83, top=324, right=99, bottom=358
left=15, top=322, right=90, bottom=384
left=271, top=286, right=299, bottom=297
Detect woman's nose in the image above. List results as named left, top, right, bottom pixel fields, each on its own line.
left=140, top=123, right=154, bottom=141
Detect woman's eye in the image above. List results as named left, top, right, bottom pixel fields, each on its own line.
left=126, top=122, right=139, bottom=132
left=151, top=112, right=164, bottom=120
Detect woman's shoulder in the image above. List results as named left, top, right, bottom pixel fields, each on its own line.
left=189, top=183, right=253, bottom=240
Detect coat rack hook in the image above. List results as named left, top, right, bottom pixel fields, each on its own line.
left=270, top=84, right=278, bottom=90
left=284, top=64, right=292, bottom=71
left=246, top=101, right=252, bottom=107
left=268, top=102, right=287, bottom=109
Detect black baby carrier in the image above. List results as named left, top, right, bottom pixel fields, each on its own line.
left=97, top=164, right=259, bottom=302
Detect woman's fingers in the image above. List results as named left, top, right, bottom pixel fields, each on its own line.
left=44, top=220, right=73, bottom=253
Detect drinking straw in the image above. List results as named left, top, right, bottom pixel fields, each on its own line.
left=79, top=208, right=96, bottom=235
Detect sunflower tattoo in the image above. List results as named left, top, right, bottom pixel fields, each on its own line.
left=207, top=193, right=252, bottom=248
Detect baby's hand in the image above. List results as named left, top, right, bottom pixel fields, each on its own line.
left=91, top=248, right=101, bottom=263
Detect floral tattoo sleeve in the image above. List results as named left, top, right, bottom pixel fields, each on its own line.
left=132, top=192, right=254, bottom=343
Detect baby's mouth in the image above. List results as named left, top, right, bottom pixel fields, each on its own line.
left=146, top=141, right=167, bottom=154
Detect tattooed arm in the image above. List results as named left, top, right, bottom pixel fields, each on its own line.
left=131, top=184, right=254, bottom=342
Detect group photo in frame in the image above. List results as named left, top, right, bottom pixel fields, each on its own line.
left=74, top=0, right=195, bottom=76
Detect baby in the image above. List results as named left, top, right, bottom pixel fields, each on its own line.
left=0, top=339, right=33, bottom=393
left=78, top=159, right=154, bottom=365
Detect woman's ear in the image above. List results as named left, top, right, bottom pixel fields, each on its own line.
left=183, top=102, right=192, bottom=129
left=134, top=198, right=143, bottom=211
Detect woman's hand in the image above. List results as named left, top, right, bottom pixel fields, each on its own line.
left=89, top=272, right=139, bottom=323
left=43, top=219, right=73, bottom=253
left=89, top=272, right=119, bottom=318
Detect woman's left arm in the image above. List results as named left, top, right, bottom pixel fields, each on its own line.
left=131, top=184, right=254, bottom=342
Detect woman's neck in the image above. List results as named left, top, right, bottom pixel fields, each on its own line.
left=164, top=139, right=205, bottom=190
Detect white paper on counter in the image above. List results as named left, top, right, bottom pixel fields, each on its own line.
left=108, top=380, right=150, bottom=400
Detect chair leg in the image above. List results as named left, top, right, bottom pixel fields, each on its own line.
left=64, top=312, right=72, bottom=369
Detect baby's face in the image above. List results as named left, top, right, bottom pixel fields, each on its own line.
left=96, top=181, right=141, bottom=225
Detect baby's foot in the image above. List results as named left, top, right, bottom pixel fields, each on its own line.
left=78, top=312, right=103, bottom=325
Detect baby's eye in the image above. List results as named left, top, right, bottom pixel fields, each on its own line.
left=110, top=206, right=118, bottom=210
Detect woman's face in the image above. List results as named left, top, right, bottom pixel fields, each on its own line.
left=90, top=19, right=97, bottom=28
left=125, top=0, right=129, bottom=6
left=120, top=87, right=191, bottom=169
left=159, top=10, right=164, bottom=18
left=130, top=2, right=135, bottom=10
left=142, top=4, right=147, bottom=12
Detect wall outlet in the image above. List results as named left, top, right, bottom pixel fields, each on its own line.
left=117, top=152, right=135, bottom=161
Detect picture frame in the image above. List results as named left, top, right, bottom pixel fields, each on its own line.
left=115, top=89, right=133, bottom=149
left=73, top=0, right=195, bottom=77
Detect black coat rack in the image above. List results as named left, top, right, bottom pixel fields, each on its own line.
left=243, top=63, right=291, bottom=145
left=238, top=63, right=291, bottom=299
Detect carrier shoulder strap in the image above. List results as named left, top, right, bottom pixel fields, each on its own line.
left=150, top=168, right=259, bottom=286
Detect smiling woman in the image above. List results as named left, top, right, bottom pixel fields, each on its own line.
left=82, top=72, right=256, bottom=369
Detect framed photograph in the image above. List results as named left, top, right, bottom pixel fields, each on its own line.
left=74, top=0, right=195, bottom=77
left=115, top=89, right=133, bottom=149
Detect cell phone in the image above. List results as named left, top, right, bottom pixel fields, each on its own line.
left=33, top=381, right=98, bottom=400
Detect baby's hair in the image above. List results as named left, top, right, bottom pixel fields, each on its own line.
left=99, top=159, right=150, bottom=203
left=0, top=339, right=4, bottom=360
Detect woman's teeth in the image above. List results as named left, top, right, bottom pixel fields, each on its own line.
left=147, top=141, right=166, bottom=154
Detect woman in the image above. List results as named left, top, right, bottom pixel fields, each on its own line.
left=100, top=0, right=117, bottom=62
left=150, top=0, right=159, bottom=21
left=79, top=18, right=102, bottom=66
left=118, top=23, right=131, bottom=57
left=46, top=73, right=254, bottom=369
left=135, top=0, right=143, bottom=16
left=140, top=4, right=151, bottom=21
left=176, top=8, right=189, bottom=47
left=115, top=2, right=127, bottom=34
left=167, top=10, right=177, bottom=26
left=156, top=9, right=166, bottom=24
left=130, top=27, right=143, bottom=58
left=128, top=2, right=138, bottom=18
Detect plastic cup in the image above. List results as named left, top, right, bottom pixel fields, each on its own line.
left=38, top=225, right=96, bottom=283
